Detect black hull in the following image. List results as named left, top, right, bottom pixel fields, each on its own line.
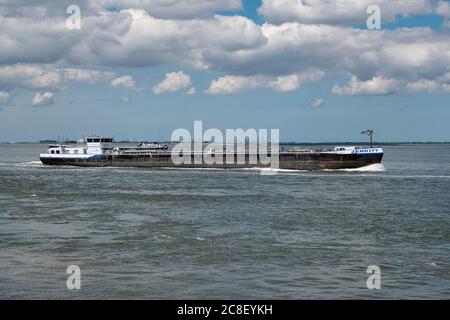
left=40, top=153, right=383, bottom=170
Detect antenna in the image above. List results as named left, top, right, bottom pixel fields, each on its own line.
left=361, top=129, right=374, bottom=148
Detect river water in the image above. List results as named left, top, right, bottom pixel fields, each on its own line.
left=0, top=144, right=449, bottom=299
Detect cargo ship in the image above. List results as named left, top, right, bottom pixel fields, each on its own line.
left=39, top=130, right=383, bottom=170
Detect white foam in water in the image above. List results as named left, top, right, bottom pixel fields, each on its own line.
left=244, top=167, right=307, bottom=173
left=426, top=262, right=441, bottom=268
left=161, top=167, right=227, bottom=171
left=332, top=163, right=386, bottom=172
left=20, top=161, right=44, bottom=167
left=0, top=161, right=43, bottom=167
left=246, top=164, right=385, bottom=173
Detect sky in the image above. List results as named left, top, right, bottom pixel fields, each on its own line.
left=0, top=0, right=449, bottom=142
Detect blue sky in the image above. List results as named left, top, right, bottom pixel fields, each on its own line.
left=0, top=0, right=449, bottom=142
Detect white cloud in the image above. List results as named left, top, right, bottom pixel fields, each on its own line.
left=94, top=0, right=243, bottom=19
left=111, top=75, right=138, bottom=90
left=259, top=0, right=434, bottom=25
left=436, top=1, right=450, bottom=18
left=0, top=0, right=243, bottom=19
left=332, top=76, right=402, bottom=96
left=0, top=10, right=266, bottom=68
left=311, top=98, right=324, bottom=108
left=0, top=91, right=11, bottom=105
left=271, top=71, right=324, bottom=92
left=269, top=74, right=300, bottom=92
left=0, top=64, right=114, bottom=91
left=437, top=72, right=450, bottom=83
left=206, top=75, right=260, bottom=95
left=0, top=64, right=61, bottom=91
left=443, top=19, right=450, bottom=28
left=437, top=1, right=450, bottom=28
left=0, top=5, right=448, bottom=96
left=333, top=74, right=450, bottom=95
left=187, top=87, right=196, bottom=95
left=406, top=79, right=440, bottom=93
left=63, top=68, right=115, bottom=84
left=206, top=69, right=324, bottom=94
left=442, top=83, right=450, bottom=94
left=153, top=71, right=192, bottom=94
left=32, top=91, right=54, bottom=107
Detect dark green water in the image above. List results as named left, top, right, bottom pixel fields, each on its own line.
left=0, top=144, right=449, bottom=299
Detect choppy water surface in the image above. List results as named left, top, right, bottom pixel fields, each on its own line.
left=0, top=144, right=449, bottom=299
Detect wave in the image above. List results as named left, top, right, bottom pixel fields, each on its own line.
left=18, top=161, right=44, bottom=167
left=326, top=163, right=386, bottom=172
left=244, top=164, right=386, bottom=173
left=119, top=165, right=386, bottom=174
left=23, top=161, right=42, bottom=165
left=388, top=174, right=450, bottom=179
left=160, top=167, right=227, bottom=171
left=244, top=167, right=307, bottom=173
left=426, top=262, right=441, bottom=268
left=0, top=161, right=44, bottom=167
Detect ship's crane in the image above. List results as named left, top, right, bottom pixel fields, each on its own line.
left=361, top=129, right=374, bottom=148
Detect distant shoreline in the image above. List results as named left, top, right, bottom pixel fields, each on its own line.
left=287, top=142, right=450, bottom=146
left=2, top=141, right=450, bottom=146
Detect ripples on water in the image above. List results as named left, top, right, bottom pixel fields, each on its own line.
left=0, top=144, right=449, bottom=299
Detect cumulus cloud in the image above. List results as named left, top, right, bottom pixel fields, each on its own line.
left=0, top=0, right=242, bottom=19
left=0, top=64, right=115, bottom=91
left=204, top=76, right=240, bottom=94
left=0, top=64, right=62, bottom=91
left=0, top=10, right=266, bottom=68
left=187, top=87, right=196, bottom=95
left=259, top=0, right=434, bottom=25
left=443, top=19, right=450, bottom=28
left=153, top=71, right=192, bottom=94
left=0, top=91, right=12, bottom=105
left=32, top=91, right=54, bottom=107
left=94, top=0, right=243, bottom=19
left=206, top=69, right=324, bottom=94
left=406, top=79, right=440, bottom=93
left=333, top=75, right=450, bottom=95
left=436, top=1, right=450, bottom=18
left=332, top=76, right=402, bottom=96
left=63, top=68, right=115, bottom=84
left=111, top=75, right=138, bottom=90
left=0, top=3, right=449, bottom=97
left=206, top=75, right=260, bottom=95
left=442, top=83, right=450, bottom=93
left=269, top=74, right=302, bottom=92
left=436, top=0, right=450, bottom=28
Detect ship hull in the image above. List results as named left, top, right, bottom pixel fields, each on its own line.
left=40, top=152, right=383, bottom=170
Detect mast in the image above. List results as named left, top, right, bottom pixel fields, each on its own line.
left=361, top=129, right=374, bottom=148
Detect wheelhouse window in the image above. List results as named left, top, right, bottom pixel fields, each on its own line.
left=87, top=138, right=113, bottom=143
